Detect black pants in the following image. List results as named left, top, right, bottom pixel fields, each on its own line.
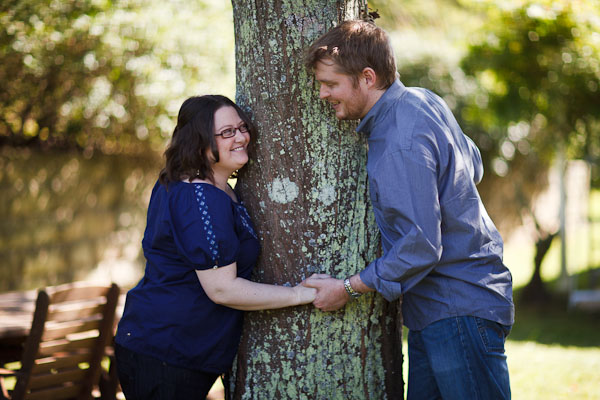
left=115, top=343, right=220, bottom=400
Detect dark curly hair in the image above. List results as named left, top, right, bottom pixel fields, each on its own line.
left=158, top=95, right=256, bottom=187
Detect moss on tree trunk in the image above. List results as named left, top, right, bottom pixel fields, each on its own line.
left=230, top=1, right=404, bottom=398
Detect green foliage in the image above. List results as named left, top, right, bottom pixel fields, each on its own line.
left=1, top=0, right=150, bottom=153
left=461, top=0, right=600, bottom=181
left=0, top=0, right=235, bottom=155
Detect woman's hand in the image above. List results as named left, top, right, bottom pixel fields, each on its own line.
left=294, top=284, right=317, bottom=305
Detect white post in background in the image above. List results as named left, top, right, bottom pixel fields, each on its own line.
left=557, top=146, right=570, bottom=292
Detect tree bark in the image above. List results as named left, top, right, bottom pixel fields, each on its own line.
left=227, top=0, right=403, bottom=399
left=229, top=1, right=403, bottom=399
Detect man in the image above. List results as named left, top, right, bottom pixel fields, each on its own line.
left=303, top=20, right=514, bottom=400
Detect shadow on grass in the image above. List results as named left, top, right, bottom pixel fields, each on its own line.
left=510, top=272, right=600, bottom=348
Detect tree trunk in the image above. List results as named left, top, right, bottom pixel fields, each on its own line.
left=521, top=230, right=557, bottom=305
left=229, top=1, right=403, bottom=399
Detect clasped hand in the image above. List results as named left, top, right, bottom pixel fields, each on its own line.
left=302, top=274, right=350, bottom=312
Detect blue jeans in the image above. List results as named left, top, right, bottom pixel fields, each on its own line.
left=115, top=344, right=220, bottom=399
left=407, top=316, right=511, bottom=400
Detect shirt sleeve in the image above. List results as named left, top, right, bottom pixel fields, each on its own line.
left=465, top=135, right=484, bottom=185
left=169, top=184, right=240, bottom=270
left=360, top=140, right=443, bottom=302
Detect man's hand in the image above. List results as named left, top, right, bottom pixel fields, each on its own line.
left=303, top=274, right=349, bottom=311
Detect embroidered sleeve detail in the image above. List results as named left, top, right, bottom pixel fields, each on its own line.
left=238, top=204, right=258, bottom=239
left=194, top=184, right=220, bottom=265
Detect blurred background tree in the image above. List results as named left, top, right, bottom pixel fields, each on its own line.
left=462, top=0, right=600, bottom=167
left=375, top=0, right=600, bottom=226
left=0, top=0, right=235, bottom=155
left=460, top=0, right=600, bottom=301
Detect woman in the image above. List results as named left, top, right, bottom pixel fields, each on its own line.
left=114, top=95, right=315, bottom=399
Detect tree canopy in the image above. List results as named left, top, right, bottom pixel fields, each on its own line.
left=461, top=0, right=600, bottom=177
left=0, top=0, right=234, bottom=154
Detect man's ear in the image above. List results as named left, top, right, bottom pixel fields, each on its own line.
left=361, top=67, right=377, bottom=88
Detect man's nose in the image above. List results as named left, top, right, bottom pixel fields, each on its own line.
left=319, top=85, right=329, bottom=99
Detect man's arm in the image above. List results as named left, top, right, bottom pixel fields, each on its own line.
left=306, top=135, right=443, bottom=310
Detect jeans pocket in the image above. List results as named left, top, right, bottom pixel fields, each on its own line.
left=474, top=317, right=510, bottom=353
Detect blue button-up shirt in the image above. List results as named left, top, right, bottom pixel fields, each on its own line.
left=358, top=80, right=514, bottom=331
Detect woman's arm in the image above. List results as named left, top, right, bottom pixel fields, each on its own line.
left=196, top=263, right=316, bottom=311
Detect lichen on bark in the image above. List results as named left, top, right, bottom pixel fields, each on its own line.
left=229, top=1, right=403, bottom=398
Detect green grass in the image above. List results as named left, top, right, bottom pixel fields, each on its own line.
left=507, top=283, right=600, bottom=399
left=507, top=340, right=600, bottom=399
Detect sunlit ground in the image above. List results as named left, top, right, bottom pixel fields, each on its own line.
left=506, top=341, right=600, bottom=399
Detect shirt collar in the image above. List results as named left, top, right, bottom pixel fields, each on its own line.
left=356, top=79, right=406, bottom=135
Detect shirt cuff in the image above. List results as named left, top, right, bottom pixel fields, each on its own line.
left=360, top=260, right=403, bottom=302
left=360, top=264, right=378, bottom=290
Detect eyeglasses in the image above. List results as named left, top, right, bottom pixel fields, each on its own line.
left=215, top=124, right=249, bottom=138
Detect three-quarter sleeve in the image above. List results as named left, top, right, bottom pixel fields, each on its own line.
left=169, top=184, right=240, bottom=270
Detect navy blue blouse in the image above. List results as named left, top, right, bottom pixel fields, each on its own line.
left=115, top=180, right=260, bottom=373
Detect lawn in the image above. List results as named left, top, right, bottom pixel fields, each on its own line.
left=505, top=289, right=600, bottom=400
left=507, top=340, right=600, bottom=399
